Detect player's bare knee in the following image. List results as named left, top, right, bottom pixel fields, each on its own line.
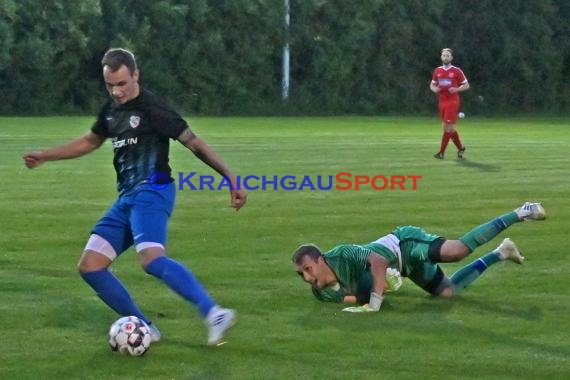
left=448, top=250, right=467, bottom=262
left=454, top=241, right=471, bottom=259
left=437, top=287, right=454, bottom=298
left=77, top=256, right=88, bottom=273
left=427, top=270, right=453, bottom=297
left=137, top=245, right=166, bottom=269
left=78, top=250, right=112, bottom=273
left=79, top=235, right=116, bottom=273
left=440, top=240, right=470, bottom=262
left=77, top=251, right=92, bottom=273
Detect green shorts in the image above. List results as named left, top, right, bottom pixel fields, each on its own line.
left=391, top=226, right=448, bottom=294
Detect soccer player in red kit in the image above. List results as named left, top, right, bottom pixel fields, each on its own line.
left=430, top=48, right=470, bottom=159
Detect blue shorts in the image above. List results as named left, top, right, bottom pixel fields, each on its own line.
left=92, top=183, right=176, bottom=255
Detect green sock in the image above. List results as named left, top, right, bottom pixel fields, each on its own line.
left=450, top=252, right=502, bottom=295
left=459, top=212, right=520, bottom=252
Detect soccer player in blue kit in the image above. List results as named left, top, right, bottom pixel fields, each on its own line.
left=23, top=48, right=247, bottom=346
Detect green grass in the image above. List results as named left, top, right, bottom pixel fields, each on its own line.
left=1, top=116, right=569, bottom=379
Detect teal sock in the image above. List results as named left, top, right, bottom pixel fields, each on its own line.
left=450, top=252, right=502, bottom=295
left=459, top=212, right=520, bottom=252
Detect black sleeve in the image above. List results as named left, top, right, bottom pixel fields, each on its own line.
left=90, top=102, right=111, bottom=138
left=147, top=99, right=190, bottom=140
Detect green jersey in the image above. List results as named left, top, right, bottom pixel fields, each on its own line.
left=312, top=227, right=443, bottom=303
left=312, top=243, right=398, bottom=303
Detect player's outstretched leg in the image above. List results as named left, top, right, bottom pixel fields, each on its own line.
left=145, top=256, right=216, bottom=315
left=144, top=256, right=236, bottom=345
left=450, top=238, right=523, bottom=295
left=459, top=202, right=546, bottom=253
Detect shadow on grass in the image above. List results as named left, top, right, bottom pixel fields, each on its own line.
left=405, top=295, right=541, bottom=321
left=407, top=297, right=570, bottom=358
left=453, top=297, right=542, bottom=320
left=454, top=158, right=501, bottom=172
left=442, top=312, right=570, bottom=360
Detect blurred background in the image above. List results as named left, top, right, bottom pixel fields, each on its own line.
left=1, top=0, right=568, bottom=116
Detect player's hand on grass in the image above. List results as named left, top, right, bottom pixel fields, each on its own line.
left=342, top=292, right=384, bottom=313
left=342, top=304, right=377, bottom=313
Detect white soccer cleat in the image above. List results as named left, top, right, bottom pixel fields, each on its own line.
left=495, top=238, right=524, bottom=264
left=205, top=307, right=236, bottom=346
left=515, top=202, right=547, bottom=221
left=147, top=322, right=162, bottom=342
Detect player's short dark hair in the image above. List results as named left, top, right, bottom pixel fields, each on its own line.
left=292, top=244, right=323, bottom=264
left=441, top=48, right=453, bottom=55
left=101, top=48, right=137, bottom=74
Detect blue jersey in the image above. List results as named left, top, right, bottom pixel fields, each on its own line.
left=91, top=89, right=188, bottom=194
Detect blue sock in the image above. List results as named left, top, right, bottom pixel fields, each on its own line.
left=81, top=269, right=151, bottom=324
left=450, top=252, right=502, bottom=295
left=145, top=256, right=215, bottom=317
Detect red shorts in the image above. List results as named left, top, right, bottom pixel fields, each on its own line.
left=439, top=99, right=460, bottom=124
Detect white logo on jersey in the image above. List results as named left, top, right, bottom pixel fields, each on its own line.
left=129, top=115, right=141, bottom=129
left=112, top=137, right=138, bottom=148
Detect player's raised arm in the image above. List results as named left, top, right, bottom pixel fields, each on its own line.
left=177, top=128, right=247, bottom=210
left=23, top=131, right=105, bottom=169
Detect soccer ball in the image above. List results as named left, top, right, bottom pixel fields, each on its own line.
left=108, top=316, right=152, bottom=356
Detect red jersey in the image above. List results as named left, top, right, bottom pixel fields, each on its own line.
left=431, top=65, right=468, bottom=102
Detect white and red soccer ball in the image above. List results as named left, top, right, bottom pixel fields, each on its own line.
left=108, top=316, right=152, bottom=356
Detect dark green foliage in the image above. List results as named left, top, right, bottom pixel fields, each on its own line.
left=0, top=0, right=568, bottom=115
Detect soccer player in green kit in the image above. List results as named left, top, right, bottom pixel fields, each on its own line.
left=292, top=202, right=546, bottom=312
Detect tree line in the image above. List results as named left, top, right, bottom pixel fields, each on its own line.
left=1, top=0, right=568, bottom=116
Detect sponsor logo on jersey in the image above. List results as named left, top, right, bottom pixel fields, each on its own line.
left=112, top=137, right=138, bottom=149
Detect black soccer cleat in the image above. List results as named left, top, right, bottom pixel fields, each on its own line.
left=457, top=146, right=466, bottom=159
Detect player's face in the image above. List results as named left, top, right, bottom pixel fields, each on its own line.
left=103, top=65, right=140, bottom=104
left=441, top=51, right=453, bottom=65
left=294, top=256, right=329, bottom=289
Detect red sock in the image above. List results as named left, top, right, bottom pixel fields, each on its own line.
left=440, top=132, right=452, bottom=153
left=450, top=131, right=463, bottom=149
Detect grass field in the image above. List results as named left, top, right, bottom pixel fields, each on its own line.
left=1, top=116, right=569, bottom=380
